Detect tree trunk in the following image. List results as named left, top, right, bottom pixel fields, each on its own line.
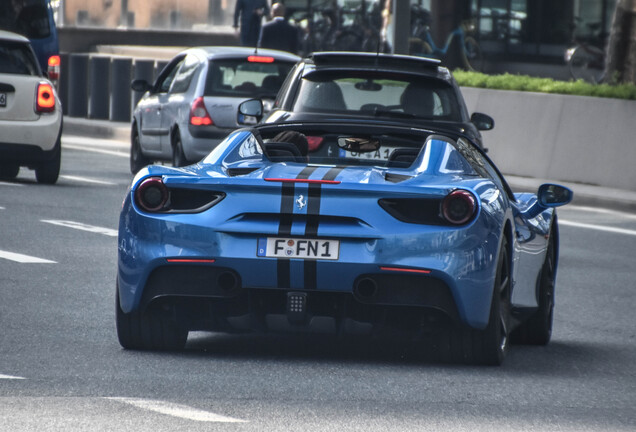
left=605, top=0, right=636, bottom=84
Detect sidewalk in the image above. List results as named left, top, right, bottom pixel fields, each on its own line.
left=63, top=116, right=636, bottom=213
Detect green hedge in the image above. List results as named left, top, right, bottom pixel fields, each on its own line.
left=453, top=70, right=636, bottom=100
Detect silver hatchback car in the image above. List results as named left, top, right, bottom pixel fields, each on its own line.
left=130, top=46, right=300, bottom=173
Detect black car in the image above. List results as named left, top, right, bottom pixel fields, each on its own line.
left=262, top=51, right=493, bottom=150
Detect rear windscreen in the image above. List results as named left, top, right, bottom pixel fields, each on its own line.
left=204, top=58, right=295, bottom=99
left=0, top=42, right=40, bottom=75
left=0, top=0, right=51, bottom=39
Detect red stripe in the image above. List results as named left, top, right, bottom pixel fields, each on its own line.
left=380, top=266, right=431, bottom=274
left=167, top=258, right=216, bottom=263
left=264, top=178, right=341, bottom=184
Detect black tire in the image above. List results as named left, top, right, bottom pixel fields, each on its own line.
left=569, top=45, right=605, bottom=83
left=0, top=163, right=20, bottom=180
left=172, top=131, right=187, bottom=167
left=35, top=138, right=61, bottom=184
left=116, top=282, right=188, bottom=350
left=511, top=230, right=556, bottom=345
left=462, top=36, right=483, bottom=72
left=130, top=126, right=150, bottom=174
left=474, top=239, right=512, bottom=365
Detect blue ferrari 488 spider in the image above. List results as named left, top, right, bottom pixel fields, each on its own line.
left=116, top=54, right=572, bottom=365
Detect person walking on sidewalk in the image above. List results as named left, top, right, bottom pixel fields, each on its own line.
left=258, top=2, right=300, bottom=54
left=234, top=0, right=270, bottom=47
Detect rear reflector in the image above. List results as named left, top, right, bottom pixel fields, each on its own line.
left=166, top=258, right=216, bottom=263
left=189, top=96, right=213, bottom=126
left=247, top=55, right=275, bottom=63
left=380, top=266, right=431, bottom=274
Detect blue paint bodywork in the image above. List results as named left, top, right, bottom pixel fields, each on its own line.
left=118, top=126, right=565, bottom=331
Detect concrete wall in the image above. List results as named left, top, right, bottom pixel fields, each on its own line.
left=461, top=88, right=636, bottom=191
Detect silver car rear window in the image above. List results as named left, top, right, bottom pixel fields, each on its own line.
left=0, top=42, right=39, bottom=76
left=204, top=58, right=295, bottom=98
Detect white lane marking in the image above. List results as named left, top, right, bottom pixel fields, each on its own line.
left=41, top=220, right=118, bottom=237
left=0, top=374, right=26, bottom=380
left=0, top=181, right=23, bottom=187
left=60, top=175, right=116, bottom=185
left=560, top=219, right=636, bottom=237
left=566, top=205, right=636, bottom=220
left=106, top=398, right=248, bottom=423
left=0, top=250, right=56, bottom=264
left=63, top=144, right=128, bottom=158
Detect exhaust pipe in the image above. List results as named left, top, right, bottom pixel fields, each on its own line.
left=217, top=271, right=238, bottom=292
left=354, top=277, right=378, bottom=301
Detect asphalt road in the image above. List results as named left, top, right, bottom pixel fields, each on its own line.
left=1, top=133, right=635, bottom=431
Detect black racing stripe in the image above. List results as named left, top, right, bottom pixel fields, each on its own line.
left=303, top=183, right=322, bottom=290
left=322, top=166, right=344, bottom=181
left=277, top=182, right=295, bottom=288
left=296, top=165, right=318, bottom=180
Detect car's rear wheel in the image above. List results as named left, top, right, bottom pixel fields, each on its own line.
left=35, top=138, right=61, bottom=184
left=437, top=237, right=511, bottom=365
left=172, top=131, right=187, bottom=167
left=511, top=229, right=556, bottom=345
left=116, top=282, right=188, bottom=350
left=130, top=126, right=150, bottom=174
left=0, top=163, right=20, bottom=180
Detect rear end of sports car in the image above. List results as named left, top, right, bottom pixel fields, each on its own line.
left=116, top=129, right=516, bottom=365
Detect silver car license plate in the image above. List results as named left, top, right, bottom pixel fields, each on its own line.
left=0, top=93, right=6, bottom=107
left=257, top=237, right=339, bottom=260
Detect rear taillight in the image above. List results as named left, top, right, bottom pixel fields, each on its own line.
left=135, top=177, right=169, bottom=212
left=36, top=82, right=56, bottom=113
left=441, top=190, right=477, bottom=225
left=189, top=97, right=213, bottom=126
left=47, top=55, right=60, bottom=81
left=306, top=136, right=324, bottom=152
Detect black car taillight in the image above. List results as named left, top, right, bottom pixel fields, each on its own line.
left=134, top=177, right=225, bottom=213
left=135, top=177, right=169, bottom=212
left=441, top=190, right=476, bottom=225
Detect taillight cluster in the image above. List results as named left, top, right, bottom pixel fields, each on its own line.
left=47, top=55, right=60, bottom=81
left=189, top=97, right=213, bottom=126
left=441, top=190, right=477, bottom=225
left=134, top=177, right=225, bottom=213
left=36, top=82, right=55, bottom=113
left=379, top=189, right=477, bottom=226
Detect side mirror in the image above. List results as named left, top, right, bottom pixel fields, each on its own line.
left=131, top=79, right=152, bottom=93
left=538, top=184, right=573, bottom=207
left=238, top=99, right=263, bottom=125
left=471, top=112, right=494, bottom=131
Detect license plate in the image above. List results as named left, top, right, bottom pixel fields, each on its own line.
left=257, top=237, right=339, bottom=260
left=0, top=93, right=6, bottom=107
left=339, top=146, right=396, bottom=161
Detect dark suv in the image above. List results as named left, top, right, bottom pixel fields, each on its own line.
left=261, top=51, right=493, bottom=149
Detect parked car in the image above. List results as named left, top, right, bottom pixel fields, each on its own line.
left=116, top=74, right=572, bottom=365
left=129, top=46, right=300, bottom=173
left=262, top=51, right=493, bottom=149
left=0, top=30, right=62, bottom=184
left=0, top=0, right=60, bottom=85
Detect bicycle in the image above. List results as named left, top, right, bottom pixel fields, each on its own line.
left=565, top=20, right=606, bottom=83
left=408, top=5, right=483, bottom=72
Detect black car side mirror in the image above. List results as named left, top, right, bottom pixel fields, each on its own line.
left=131, top=79, right=152, bottom=93
left=471, top=112, right=495, bottom=131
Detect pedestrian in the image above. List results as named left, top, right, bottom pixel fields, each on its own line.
left=234, top=0, right=270, bottom=48
left=258, top=2, right=300, bottom=54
